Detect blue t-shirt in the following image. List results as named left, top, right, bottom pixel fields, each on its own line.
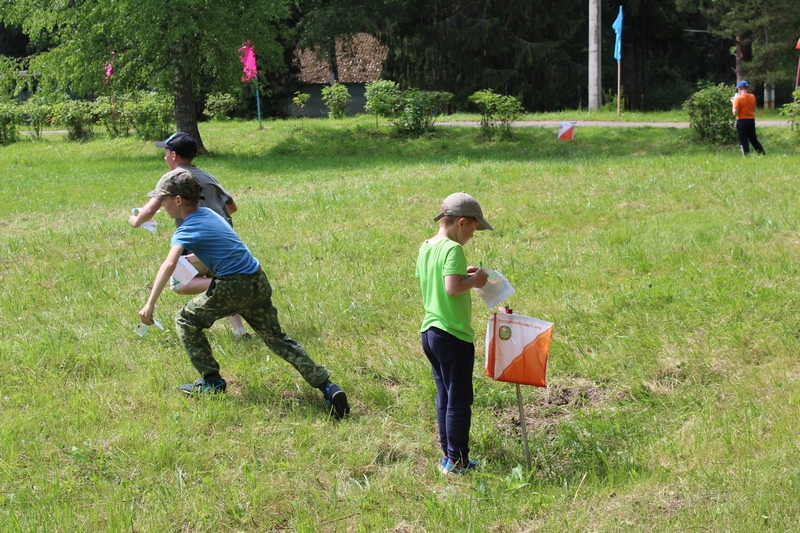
left=171, top=208, right=260, bottom=277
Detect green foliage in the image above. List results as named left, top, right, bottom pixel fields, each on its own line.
left=683, top=82, right=736, bottom=144
left=0, top=0, right=291, bottom=143
left=700, top=0, right=800, bottom=86
left=779, top=88, right=800, bottom=130
left=51, top=99, right=96, bottom=141
left=600, top=86, right=626, bottom=114
left=204, top=93, right=237, bottom=122
left=0, top=56, right=24, bottom=99
left=0, top=100, right=20, bottom=145
left=365, top=80, right=400, bottom=130
left=468, top=89, right=524, bottom=139
left=94, top=95, right=132, bottom=138
left=389, top=89, right=452, bottom=135
left=123, top=91, right=173, bottom=141
left=292, top=91, right=311, bottom=112
left=365, top=80, right=400, bottom=118
left=321, top=82, right=350, bottom=119
left=19, top=95, right=55, bottom=139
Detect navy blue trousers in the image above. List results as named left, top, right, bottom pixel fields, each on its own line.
left=736, top=118, right=765, bottom=155
left=421, top=327, right=474, bottom=463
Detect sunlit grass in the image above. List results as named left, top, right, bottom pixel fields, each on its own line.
left=2, top=117, right=800, bottom=531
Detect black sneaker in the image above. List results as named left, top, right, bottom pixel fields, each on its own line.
left=180, top=377, right=227, bottom=395
left=321, top=381, right=350, bottom=419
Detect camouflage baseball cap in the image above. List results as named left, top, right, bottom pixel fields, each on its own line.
left=153, top=169, right=203, bottom=201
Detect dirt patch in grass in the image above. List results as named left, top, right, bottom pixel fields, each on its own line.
left=494, top=379, right=621, bottom=439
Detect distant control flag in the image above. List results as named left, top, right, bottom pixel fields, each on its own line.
left=558, top=121, right=577, bottom=141
left=239, top=41, right=257, bottom=82
left=104, top=51, right=115, bottom=85
left=612, top=6, right=623, bottom=115
left=612, top=6, right=623, bottom=63
left=238, top=40, right=262, bottom=127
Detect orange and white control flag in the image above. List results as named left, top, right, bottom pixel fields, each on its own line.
left=557, top=121, right=576, bottom=141
left=485, top=313, right=553, bottom=387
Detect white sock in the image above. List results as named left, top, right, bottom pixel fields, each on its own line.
left=233, top=327, right=247, bottom=338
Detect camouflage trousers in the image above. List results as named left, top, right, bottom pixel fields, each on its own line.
left=175, top=268, right=330, bottom=388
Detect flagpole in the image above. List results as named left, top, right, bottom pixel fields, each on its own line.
left=254, top=75, right=262, bottom=128
left=516, top=384, right=532, bottom=470
left=612, top=6, right=623, bottom=117
left=617, top=62, right=621, bottom=116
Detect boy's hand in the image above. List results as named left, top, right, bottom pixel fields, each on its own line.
left=467, top=266, right=480, bottom=275
left=139, top=304, right=156, bottom=325
left=470, top=268, right=489, bottom=289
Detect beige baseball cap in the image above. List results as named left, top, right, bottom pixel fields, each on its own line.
left=433, top=192, right=493, bottom=230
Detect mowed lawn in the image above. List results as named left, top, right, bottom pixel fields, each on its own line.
left=2, top=116, right=800, bottom=532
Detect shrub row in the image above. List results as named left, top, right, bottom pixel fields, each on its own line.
left=0, top=91, right=173, bottom=145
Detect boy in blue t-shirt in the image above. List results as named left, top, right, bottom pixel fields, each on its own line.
left=416, top=192, right=492, bottom=474
left=138, top=169, right=349, bottom=418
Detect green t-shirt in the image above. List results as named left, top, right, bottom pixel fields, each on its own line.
left=416, top=237, right=474, bottom=342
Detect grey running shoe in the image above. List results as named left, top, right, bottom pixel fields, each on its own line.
left=180, top=377, right=227, bottom=395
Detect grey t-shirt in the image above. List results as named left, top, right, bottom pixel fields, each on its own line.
left=149, top=164, right=233, bottom=228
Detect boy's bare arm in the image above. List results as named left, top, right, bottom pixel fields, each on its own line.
left=129, top=197, right=162, bottom=227
left=139, top=244, right=184, bottom=324
left=226, top=199, right=238, bottom=215
left=444, top=269, right=488, bottom=296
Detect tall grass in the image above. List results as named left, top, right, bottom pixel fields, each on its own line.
left=1, top=117, right=800, bottom=531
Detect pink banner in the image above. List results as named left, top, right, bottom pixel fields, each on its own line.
left=239, top=41, right=257, bottom=82
left=104, top=51, right=115, bottom=85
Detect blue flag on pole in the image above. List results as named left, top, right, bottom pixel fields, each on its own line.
left=612, top=6, right=623, bottom=62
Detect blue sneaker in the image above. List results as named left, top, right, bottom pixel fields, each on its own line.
left=321, top=381, right=350, bottom=419
left=180, top=377, right=227, bottom=395
left=440, top=458, right=479, bottom=475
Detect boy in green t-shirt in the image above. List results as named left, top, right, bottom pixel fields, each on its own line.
left=416, top=192, right=492, bottom=475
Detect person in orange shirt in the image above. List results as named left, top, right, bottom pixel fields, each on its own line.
left=732, top=80, right=765, bottom=156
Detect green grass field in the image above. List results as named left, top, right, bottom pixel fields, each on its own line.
left=2, top=116, right=800, bottom=531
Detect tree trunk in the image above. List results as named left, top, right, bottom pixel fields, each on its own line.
left=327, top=40, right=339, bottom=84
left=588, top=0, right=601, bottom=110
left=171, top=39, right=205, bottom=154
left=734, top=34, right=752, bottom=82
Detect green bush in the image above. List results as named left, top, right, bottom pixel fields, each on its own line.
left=124, top=91, right=173, bottom=141
left=95, top=94, right=132, bottom=138
left=0, top=101, right=20, bottom=145
left=468, top=89, right=524, bottom=139
left=600, top=87, right=626, bottom=114
left=779, top=88, right=800, bottom=130
left=683, top=82, right=736, bottom=144
left=51, top=99, right=96, bottom=141
left=365, top=80, right=401, bottom=129
left=19, top=95, right=54, bottom=139
left=204, top=93, right=237, bottom=121
left=389, top=89, right=452, bottom=135
left=292, top=91, right=311, bottom=114
left=321, top=82, right=350, bottom=119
